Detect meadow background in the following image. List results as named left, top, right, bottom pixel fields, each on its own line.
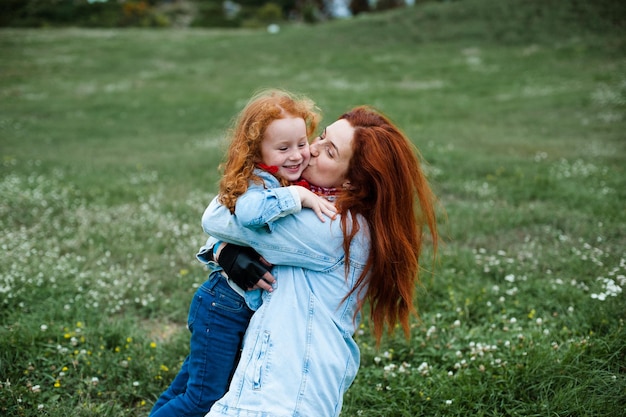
left=1, top=0, right=625, bottom=416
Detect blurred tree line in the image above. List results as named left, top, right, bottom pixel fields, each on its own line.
left=0, top=0, right=424, bottom=28
left=1, top=0, right=623, bottom=33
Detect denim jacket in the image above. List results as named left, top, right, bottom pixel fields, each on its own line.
left=200, top=187, right=370, bottom=417
left=197, top=169, right=302, bottom=310
left=234, top=169, right=301, bottom=232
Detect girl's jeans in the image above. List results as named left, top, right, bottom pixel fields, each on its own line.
left=149, top=271, right=254, bottom=417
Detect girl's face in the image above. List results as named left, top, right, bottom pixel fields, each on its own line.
left=302, top=119, right=354, bottom=188
left=260, top=117, right=310, bottom=182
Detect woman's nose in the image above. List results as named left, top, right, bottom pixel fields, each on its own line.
left=309, top=141, right=319, bottom=157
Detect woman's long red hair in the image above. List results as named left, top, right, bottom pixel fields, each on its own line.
left=336, top=106, right=438, bottom=345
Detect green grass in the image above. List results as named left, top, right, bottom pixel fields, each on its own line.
left=1, top=0, right=625, bottom=415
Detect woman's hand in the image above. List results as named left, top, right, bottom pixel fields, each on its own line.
left=293, top=186, right=336, bottom=222
left=216, top=243, right=276, bottom=292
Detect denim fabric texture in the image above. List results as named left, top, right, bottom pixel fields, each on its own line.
left=149, top=271, right=253, bottom=417
left=201, top=193, right=370, bottom=417
left=234, top=169, right=301, bottom=232
left=197, top=239, right=264, bottom=312
left=197, top=169, right=299, bottom=312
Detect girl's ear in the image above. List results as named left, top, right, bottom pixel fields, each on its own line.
left=342, top=181, right=355, bottom=190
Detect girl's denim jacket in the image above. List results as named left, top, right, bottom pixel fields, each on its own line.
left=200, top=172, right=370, bottom=417
left=197, top=169, right=301, bottom=310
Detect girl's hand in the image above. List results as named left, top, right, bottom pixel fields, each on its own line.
left=294, top=186, right=337, bottom=222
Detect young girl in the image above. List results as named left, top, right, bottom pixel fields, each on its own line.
left=149, top=89, right=334, bottom=417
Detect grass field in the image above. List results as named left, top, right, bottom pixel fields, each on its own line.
left=1, top=0, right=625, bottom=416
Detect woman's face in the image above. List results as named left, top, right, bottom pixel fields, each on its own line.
left=302, top=118, right=354, bottom=188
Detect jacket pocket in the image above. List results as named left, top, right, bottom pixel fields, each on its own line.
left=253, top=330, right=271, bottom=390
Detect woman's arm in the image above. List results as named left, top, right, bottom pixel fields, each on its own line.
left=202, top=196, right=348, bottom=271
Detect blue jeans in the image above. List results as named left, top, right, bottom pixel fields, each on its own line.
left=149, top=272, right=254, bottom=417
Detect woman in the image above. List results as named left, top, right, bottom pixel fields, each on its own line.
left=202, top=106, right=439, bottom=416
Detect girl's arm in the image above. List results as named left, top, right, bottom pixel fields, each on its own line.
left=234, top=169, right=336, bottom=229
left=202, top=196, right=352, bottom=271
left=234, top=182, right=302, bottom=230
